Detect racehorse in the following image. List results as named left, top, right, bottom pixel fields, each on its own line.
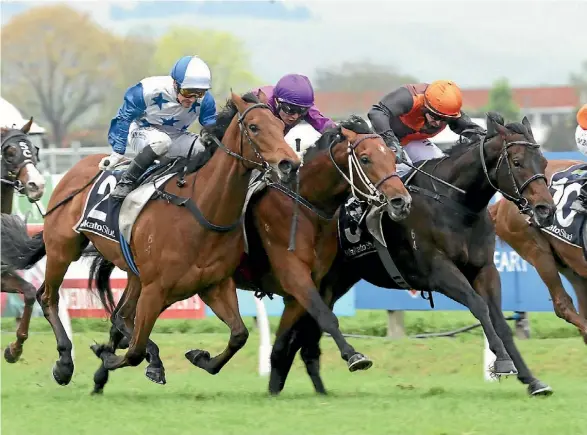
left=1, top=119, right=45, bottom=363
left=262, top=114, right=559, bottom=396
left=489, top=159, right=587, bottom=342
left=0, top=93, right=301, bottom=386
left=86, top=115, right=412, bottom=394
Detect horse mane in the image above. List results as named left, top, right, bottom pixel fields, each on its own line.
left=201, top=92, right=260, bottom=142
left=443, top=114, right=534, bottom=159
left=304, top=115, right=373, bottom=162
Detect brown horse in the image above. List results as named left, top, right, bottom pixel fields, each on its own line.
left=262, top=114, right=559, bottom=396
left=1, top=119, right=45, bottom=363
left=86, top=115, right=412, bottom=393
left=489, top=159, right=587, bottom=342
left=0, top=93, right=300, bottom=386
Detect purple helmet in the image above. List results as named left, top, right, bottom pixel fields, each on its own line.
left=274, top=74, right=314, bottom=108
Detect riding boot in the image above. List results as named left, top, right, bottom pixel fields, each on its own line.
left=111, top=146, right=159, bottom=200
left=571, top=184, right=587, bottom=214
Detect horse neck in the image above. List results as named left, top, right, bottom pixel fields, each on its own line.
left=191, top=117, right=250, bottom=226
left=1, top=183, right=14, bottom=214
left=437, top=137, right=504, bottom=213
left=298, top=143, right=350, bottom=215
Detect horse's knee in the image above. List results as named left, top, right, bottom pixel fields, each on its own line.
left=22, top=284, right=37, bottom=305
left=553, top=294, right=574, bottom=320
left=229, top=328, right=249, bottom=350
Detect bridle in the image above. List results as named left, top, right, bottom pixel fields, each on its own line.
left=329, top=133, right=400, bottom=206
left=479, top=134, right=546, bottom=214
left=1, top=130, right=39, bottom=194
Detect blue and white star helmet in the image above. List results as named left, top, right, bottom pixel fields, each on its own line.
left=170, top=56, right=212, bottom=90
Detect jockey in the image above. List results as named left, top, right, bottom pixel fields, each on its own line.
left=101, top=55, right=217, bottom=200
left=571, top=104, right=587, bottom=213
left=253, top=73, right=336, bottom=136
left=368, top=80, right=485, bottom=175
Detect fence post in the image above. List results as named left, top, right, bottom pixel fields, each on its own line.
left=387, top=310, right=405, bottom=338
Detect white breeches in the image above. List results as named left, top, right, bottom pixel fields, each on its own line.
left=396, top=139, right=445, bottom=177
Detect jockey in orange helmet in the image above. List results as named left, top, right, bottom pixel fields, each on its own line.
left=368, top=80, right=485, bottom=175
left=571, top=104, right=587, bottom=213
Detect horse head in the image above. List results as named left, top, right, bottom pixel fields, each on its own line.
left=1, top=118, right=45, bottom=202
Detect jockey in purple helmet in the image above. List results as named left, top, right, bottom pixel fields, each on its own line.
left=253, top=74, right=336, bottom=135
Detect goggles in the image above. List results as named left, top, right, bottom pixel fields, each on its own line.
left=277, top=99, right=309, bottom=116
left=179, top=88, right=207, bottom=99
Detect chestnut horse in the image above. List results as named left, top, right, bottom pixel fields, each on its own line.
left=86, top=115, right=412, bottom=394
left=1, top=118, right=45, bottom=363
left=264, top=114, right=559, bottom=396
left=489, top=159, right=587, bottom=342
left=0, top=93, right=300, bottom=386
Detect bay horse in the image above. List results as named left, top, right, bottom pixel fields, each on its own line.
left=1, top=118, right=45, bottom=363
left=86, top=115, right=412, bottom=394
left=489, top=159, right=587, bottom=342
left=0, top=93, right=301, bottom=386
left=263, top=114, right=559, bottom=396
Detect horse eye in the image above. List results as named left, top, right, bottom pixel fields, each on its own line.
left=249, top=124, right=259, bottom=133
left=360, top=155, right=371, bottom=165
left=513, top=160, right=521, bottom=167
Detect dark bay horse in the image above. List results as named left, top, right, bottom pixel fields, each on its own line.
left=86, top=115, right=412, bottom=394
left=490, top=159, right=587, bottom=342
left=1, top=119, right=45, bottom=363
left=265, top=114, right=558, bottom=397
left=0, top=93, right=300, bottom=386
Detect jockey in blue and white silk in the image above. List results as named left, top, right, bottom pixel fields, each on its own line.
left=102, top=55, right=217, bottom=200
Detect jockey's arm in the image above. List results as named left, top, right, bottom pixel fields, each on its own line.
left=367, top=87, right=413, bottom=148
left=447, top=111, right=486, bottom=140
left=198, top=92, right=217, bottom=127
left=107, top=83, right=147, bottom=155
left=304, top=106, right=337, bottom=134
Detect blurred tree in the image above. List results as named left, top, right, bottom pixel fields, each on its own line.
left=483, top=78, right=520, bottom=123
left=314, top=61, right=417, bottom=92
left=153, top=26, right=261, bottom=103
left=1, top=5, right=119, bottom=146
left=570, top=60, right=587, bottom=104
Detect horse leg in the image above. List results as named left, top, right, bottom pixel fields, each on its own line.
left=91, top=322, right=124, bottom=395
left=273, top=258, right=371, bottom=372
left=94, top=284, right=166, bottom=374
left=433, top=260, right=516, bottom=375
left=2, top=273, right=37, bottom=363
left=474, top=265, right=552, bottom=396
left=185, top=278, right=249, bottom=375
left=559, top=268, right=587, bottom=344
left=268, top=298, right=309, bottom=395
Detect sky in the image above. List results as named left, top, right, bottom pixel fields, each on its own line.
left=1, top=0, right=586, bottom=89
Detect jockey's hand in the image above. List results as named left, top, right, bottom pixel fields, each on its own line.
left=99, top=152, right=124, bottom=170
left=380, top=131, right=406, bottom=164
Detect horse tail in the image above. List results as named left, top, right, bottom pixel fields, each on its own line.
left=86, top=250, right=116, bottom=315
left=0, top=214, right=46, bottom=270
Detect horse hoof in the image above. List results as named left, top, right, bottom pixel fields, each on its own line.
left=185, top=349, right=210, bottom=368
left=90, top=343, right=106, bottom=358
left=145, top=366, right=166, bottom=385
left=4, top=346, right=20, bottom=364
left=90, top=388, right=104, bottom=395
left=494, top=359, right=517, bottom=376
left=528, top=380, right=553, bottom=397
left=52, top=362, right=73, bottom=386
left=348, top=353, right=373, bottom=372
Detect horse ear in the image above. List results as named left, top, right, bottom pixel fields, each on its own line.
left=21, top=117, right=33, bottom=134
left=486, top=112, right=508, bottom=138
left=340, top=126, right=356, bottom=142
left=521, top=116, right=535, bottom=141
left=257, top=89, right=268, bottom=105
left=231, top=92, right=247, bottom=114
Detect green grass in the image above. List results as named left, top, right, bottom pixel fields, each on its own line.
left=1, top=312, right=586, bottom=435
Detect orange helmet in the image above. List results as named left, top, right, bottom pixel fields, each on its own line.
left=577, top=104, right=587, bottom=130
left=424, top=80, right=463, bottom=118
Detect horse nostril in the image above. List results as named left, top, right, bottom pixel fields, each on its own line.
left=278, top=160, right=294, bottom=175
left=390, top=197, right=405, bottom=209
left=535, top=204, right=552, bottom=218
left=26, top=181, right=39, bottom=192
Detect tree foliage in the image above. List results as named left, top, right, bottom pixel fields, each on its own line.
left=483, top=78, right=520, bottom=123
left=1, top=5, right=119, bottom=146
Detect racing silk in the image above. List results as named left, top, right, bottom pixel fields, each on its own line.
left=253, top=85, right=336, bottom=135
left=577, top=125, right=587, bottom=156
left=368, top=83, right=483, bottom=146
left=108, top=76, right=217, bottom=154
